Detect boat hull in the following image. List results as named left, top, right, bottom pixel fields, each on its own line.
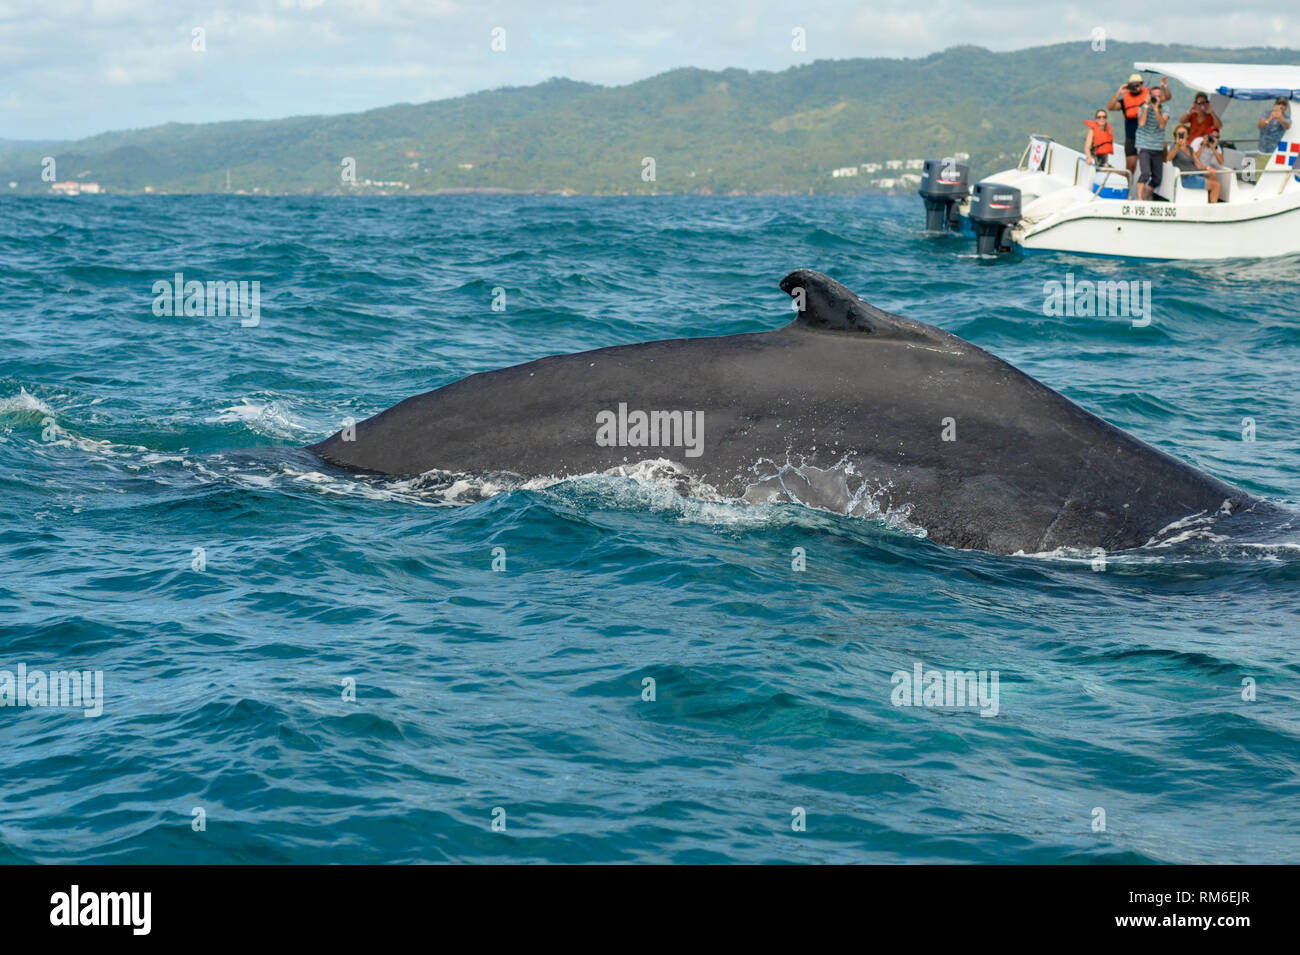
left=1015, top=187, right=1300, bottom=260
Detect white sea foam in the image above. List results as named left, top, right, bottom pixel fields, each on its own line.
left=355, top=455, right=933, bottom=536
left=10, top=395, right=1296, bottom=560
left=0, top=387, right=57, bottom=419
left=5, top=395, right=153, bottom=461
left=207, top=397, right=309, bottom=439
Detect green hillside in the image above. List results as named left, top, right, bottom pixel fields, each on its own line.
left=2, top=41, right=1293, bottom=196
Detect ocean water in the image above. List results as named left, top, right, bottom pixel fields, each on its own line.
left=2, top=193, right=1298, bottom=864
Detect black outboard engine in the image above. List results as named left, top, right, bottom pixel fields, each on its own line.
left=918, top=158, right=971, bottom=231
left=968, top=182, right=1022, bottom=255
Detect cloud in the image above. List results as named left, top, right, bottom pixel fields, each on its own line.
left=2, top=0, right=1297, bottom=140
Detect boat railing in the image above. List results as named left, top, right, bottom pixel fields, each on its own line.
left=1077, top=163, right=1289, bottom=203
left=1024, top=133, right=1295, bottom=199
left=1173, top=163, right=1295, bottom=198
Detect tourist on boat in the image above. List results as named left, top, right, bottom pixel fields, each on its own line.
left=1194, top=130, right=1227, bottom=202
left=1179, top=93, right=1222, bottom=151
left=1256, top=97, right=1292, bottom=169
left=1108, top=73, right=1171, bottom=196
left=1167, top=124, right=1220, bottom=202
left=1135, top=91, right=1169, bottom=200
left=1084, top=109, right=1115, bottom=166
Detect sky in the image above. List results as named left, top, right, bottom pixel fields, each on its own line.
left=2, top=0, right=1297, bottom=141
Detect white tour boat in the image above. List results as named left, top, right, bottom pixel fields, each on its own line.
left=918, top=62, right=1300, bottom=259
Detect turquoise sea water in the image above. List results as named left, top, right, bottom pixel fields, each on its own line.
left=1, top=194, right=1298, bottom=864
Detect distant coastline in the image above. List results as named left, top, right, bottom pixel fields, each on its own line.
left=2, top=40, right=1287, bottom=198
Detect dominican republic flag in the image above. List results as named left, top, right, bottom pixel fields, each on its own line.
left=1273, top=141, right=1300, bottom=166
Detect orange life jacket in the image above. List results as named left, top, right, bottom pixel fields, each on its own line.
left=1086, top=119, right=1114, bottom=155
left=1121, top=87, right=1149, bottom=120
left=1186, top=111, right=1215, bottom=142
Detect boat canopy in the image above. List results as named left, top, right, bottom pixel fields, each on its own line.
left=1134, top=62, right=1300, bottom=100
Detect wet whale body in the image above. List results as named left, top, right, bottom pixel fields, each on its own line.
left=308, top=270, right=1269, bottom=554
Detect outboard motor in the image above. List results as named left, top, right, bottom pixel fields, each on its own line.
left=918, top=158, right=971, bottom=231
left=969, top=182, right=1021, bottom=256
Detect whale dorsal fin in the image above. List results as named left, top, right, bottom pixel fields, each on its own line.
left=779, top=269, right=920, bottom=336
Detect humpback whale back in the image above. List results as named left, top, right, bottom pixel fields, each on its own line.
left=307, top=271, right=1268, bottom=554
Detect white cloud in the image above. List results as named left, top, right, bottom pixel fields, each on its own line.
left=1, top=0, right=1297, bottom=140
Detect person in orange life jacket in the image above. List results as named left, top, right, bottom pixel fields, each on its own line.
left=1084, top=109, right=1115, bottom=165
left=1108, top=72, right=1171, bottom=195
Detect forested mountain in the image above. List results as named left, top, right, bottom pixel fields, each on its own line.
left=3, top=41, right=1290, bottom=195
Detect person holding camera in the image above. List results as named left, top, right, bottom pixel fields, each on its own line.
left=1256, top=97, right=1292, bottom=169
left=1108, top=73, right=1171, bottom=195
left=1195, top=129, right=1227, bottom=202
left=1167, top=124, right=1220, bottom=202
left=1135, top=89, right=1169, bottom=200
left=1179, top=93, right=1222, bottom=152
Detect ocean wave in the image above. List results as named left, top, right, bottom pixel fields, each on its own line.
left=205, top=397, right=315, bottom=440
left=5, top=194, right=1300, bottom=864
